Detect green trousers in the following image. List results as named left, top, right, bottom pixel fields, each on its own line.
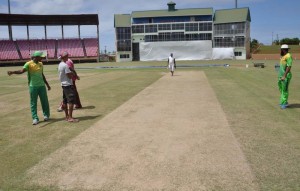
left=29, top=86, right=50, bottom=120
left=278, top=77, right=291, bottom=105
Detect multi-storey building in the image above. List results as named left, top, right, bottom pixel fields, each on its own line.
left=114, top=2, right=251, bottom=62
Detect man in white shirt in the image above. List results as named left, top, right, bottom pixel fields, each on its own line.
left=58, top=52, right=79, bottom=122
left=167, top=53, right=176, bottom=76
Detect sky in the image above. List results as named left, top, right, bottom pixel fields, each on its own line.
left=0, top=0, right=299, bottom=52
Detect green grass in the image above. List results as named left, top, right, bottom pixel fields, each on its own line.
left=0, top=60, right=300, bottom=190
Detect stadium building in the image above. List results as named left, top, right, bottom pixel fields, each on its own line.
left=114, top=2, right=251, bottom=62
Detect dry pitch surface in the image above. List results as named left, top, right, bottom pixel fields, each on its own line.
left=27, top=71, right=258, bottom=190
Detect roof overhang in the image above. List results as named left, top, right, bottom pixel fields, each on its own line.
left=0, top=13, right=99, bottom=26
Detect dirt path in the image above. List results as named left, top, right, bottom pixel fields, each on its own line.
left=27, top=71, right=258, bottom=191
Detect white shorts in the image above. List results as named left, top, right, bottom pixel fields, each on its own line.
left=168, top=64, right=175, bottom=71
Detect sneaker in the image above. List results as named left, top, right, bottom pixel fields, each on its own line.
left=280, top=104, right=287, bottom=109
left=44, top=116, right=49, bottom=121
left=57, top=108, right=63, bottom=112
left=32, top=119, right=39, bottom=125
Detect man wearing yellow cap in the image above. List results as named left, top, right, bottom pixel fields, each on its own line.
left=278, top=44, right=293, bottom=109
left=7, top=51, right=51, bottom=125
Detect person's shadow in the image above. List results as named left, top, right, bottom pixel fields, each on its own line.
left=76, top=105, right=96, bottom=110
left=39, top=114, right=102, bottom=128
left=39, top=105, right=101, bottom=128
left=287, top=103, right=300, bottom=108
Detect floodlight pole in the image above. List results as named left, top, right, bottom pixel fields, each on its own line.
left=8, top=0, right=11, bottom=14
left=8, top=0, right=13, bottom=40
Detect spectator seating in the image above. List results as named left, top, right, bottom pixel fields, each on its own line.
left=45, top=39, right=56, bottom=59
left=0, top=40, right=20, bottom=60
left=83, top=38, right=98, bottom=57
left=16, top=40, right=31, bottom=60
left=1, top=37, right=98, bottom=62
left=57, top=38, right=84, bottom=57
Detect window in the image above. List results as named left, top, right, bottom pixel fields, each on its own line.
left=199, top=23, right=212, bottom=31
left=158, top=32, right=171, bottom=41
left=132, top=25, right=144, bottom=33
left=145, top=24, right=157, bottom=33
left=158, top=24, right=171, bottom=31
left=185, top=23, right=198, bottom=31
left=172, top=23, right=184, bottom=30
left=116, top=27, right=131, bottom=51
left=214, top=23, right=245, bottom=35
left=117, top=40, right=131, bottom=51
left=120, top=54, right=130, bottom=59
left=116, top=27, right=131, bottom=40
left=234, top=52, right=242, bottom=56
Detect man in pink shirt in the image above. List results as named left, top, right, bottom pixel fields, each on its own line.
left=57, top=51, right=82, bottom=112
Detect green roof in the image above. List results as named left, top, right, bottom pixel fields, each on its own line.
left=114, top=14, right=131, bottom=27
left=214, top=8, right=251, bottom=24
left=131, top=8, right=213, bottom=18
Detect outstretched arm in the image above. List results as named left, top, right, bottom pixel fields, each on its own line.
left=7, top=68, right=26, bottom=76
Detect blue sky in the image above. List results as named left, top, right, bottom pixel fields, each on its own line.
left=0, top=0, right=299, bottom=52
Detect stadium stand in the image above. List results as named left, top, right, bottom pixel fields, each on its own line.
left=0, top=40, right=19, bottom=60
left=16, top=39, right=31, bottom=59
left=45, top=39, right=56, bottom=59
left=57, top=38, right=85, bottom=58
left=0, top=13, right=99, bottom=63
left=83, top=38, right=98, bottom=57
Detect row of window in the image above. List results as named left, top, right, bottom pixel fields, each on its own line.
left=132, top=16, right=212, bottom=24
left=116, top=36, right=245, bottom=51
left=121, top=52, right=242, bottom=57
left=214, top=37, right=245, bottom=47
left=144, top=32, right=212, bottom=42
left=214, top=23, right=245, bottom=35
left=117, top=22, right=246, bottom=40
left=132, top=22, right=212, bottom=33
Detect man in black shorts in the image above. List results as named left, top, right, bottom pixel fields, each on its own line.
left=58, top=52, right=79, bottom=122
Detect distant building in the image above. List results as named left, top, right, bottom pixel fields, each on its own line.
left=114, top=2, right=251, bottom=62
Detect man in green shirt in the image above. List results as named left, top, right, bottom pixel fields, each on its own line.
left=7, top=51, right=51, bottom=125
left=278, top=44, right=292, bottom=109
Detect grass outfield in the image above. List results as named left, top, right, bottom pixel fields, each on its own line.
left=0, top=60, right=300, bottom=190
left=256, top=45, right=300, bottom=54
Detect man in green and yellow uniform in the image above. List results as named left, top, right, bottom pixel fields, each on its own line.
left=7, top=51, right=51, bottom=125
left=278, top=44, right=292, bottom=109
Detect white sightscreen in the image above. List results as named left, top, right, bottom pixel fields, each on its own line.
left=139, top=41, right=213, bottom=61
left=212, top=48, right=235, bottom=60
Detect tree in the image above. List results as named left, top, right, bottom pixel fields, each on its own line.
left=280, top=38, right=299, bottom=45
left=250, top=39, right=259, bottom=53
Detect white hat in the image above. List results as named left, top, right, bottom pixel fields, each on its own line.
left=280, top=44, right=289, bottom=49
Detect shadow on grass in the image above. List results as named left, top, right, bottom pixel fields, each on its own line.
left=39, top=114, right=102, bottom=128
left=75, top=105, right=96, bottom=110
left=288, top=103, right=300, bottom=108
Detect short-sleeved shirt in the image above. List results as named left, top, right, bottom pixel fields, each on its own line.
left=23, top=60, right=45, bottom=87
left=279, top=53, right=292, bottom=78
left=58, top=61, right=73, bottom=86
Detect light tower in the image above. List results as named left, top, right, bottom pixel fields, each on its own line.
left=8, top=0, right=13, bottom=40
